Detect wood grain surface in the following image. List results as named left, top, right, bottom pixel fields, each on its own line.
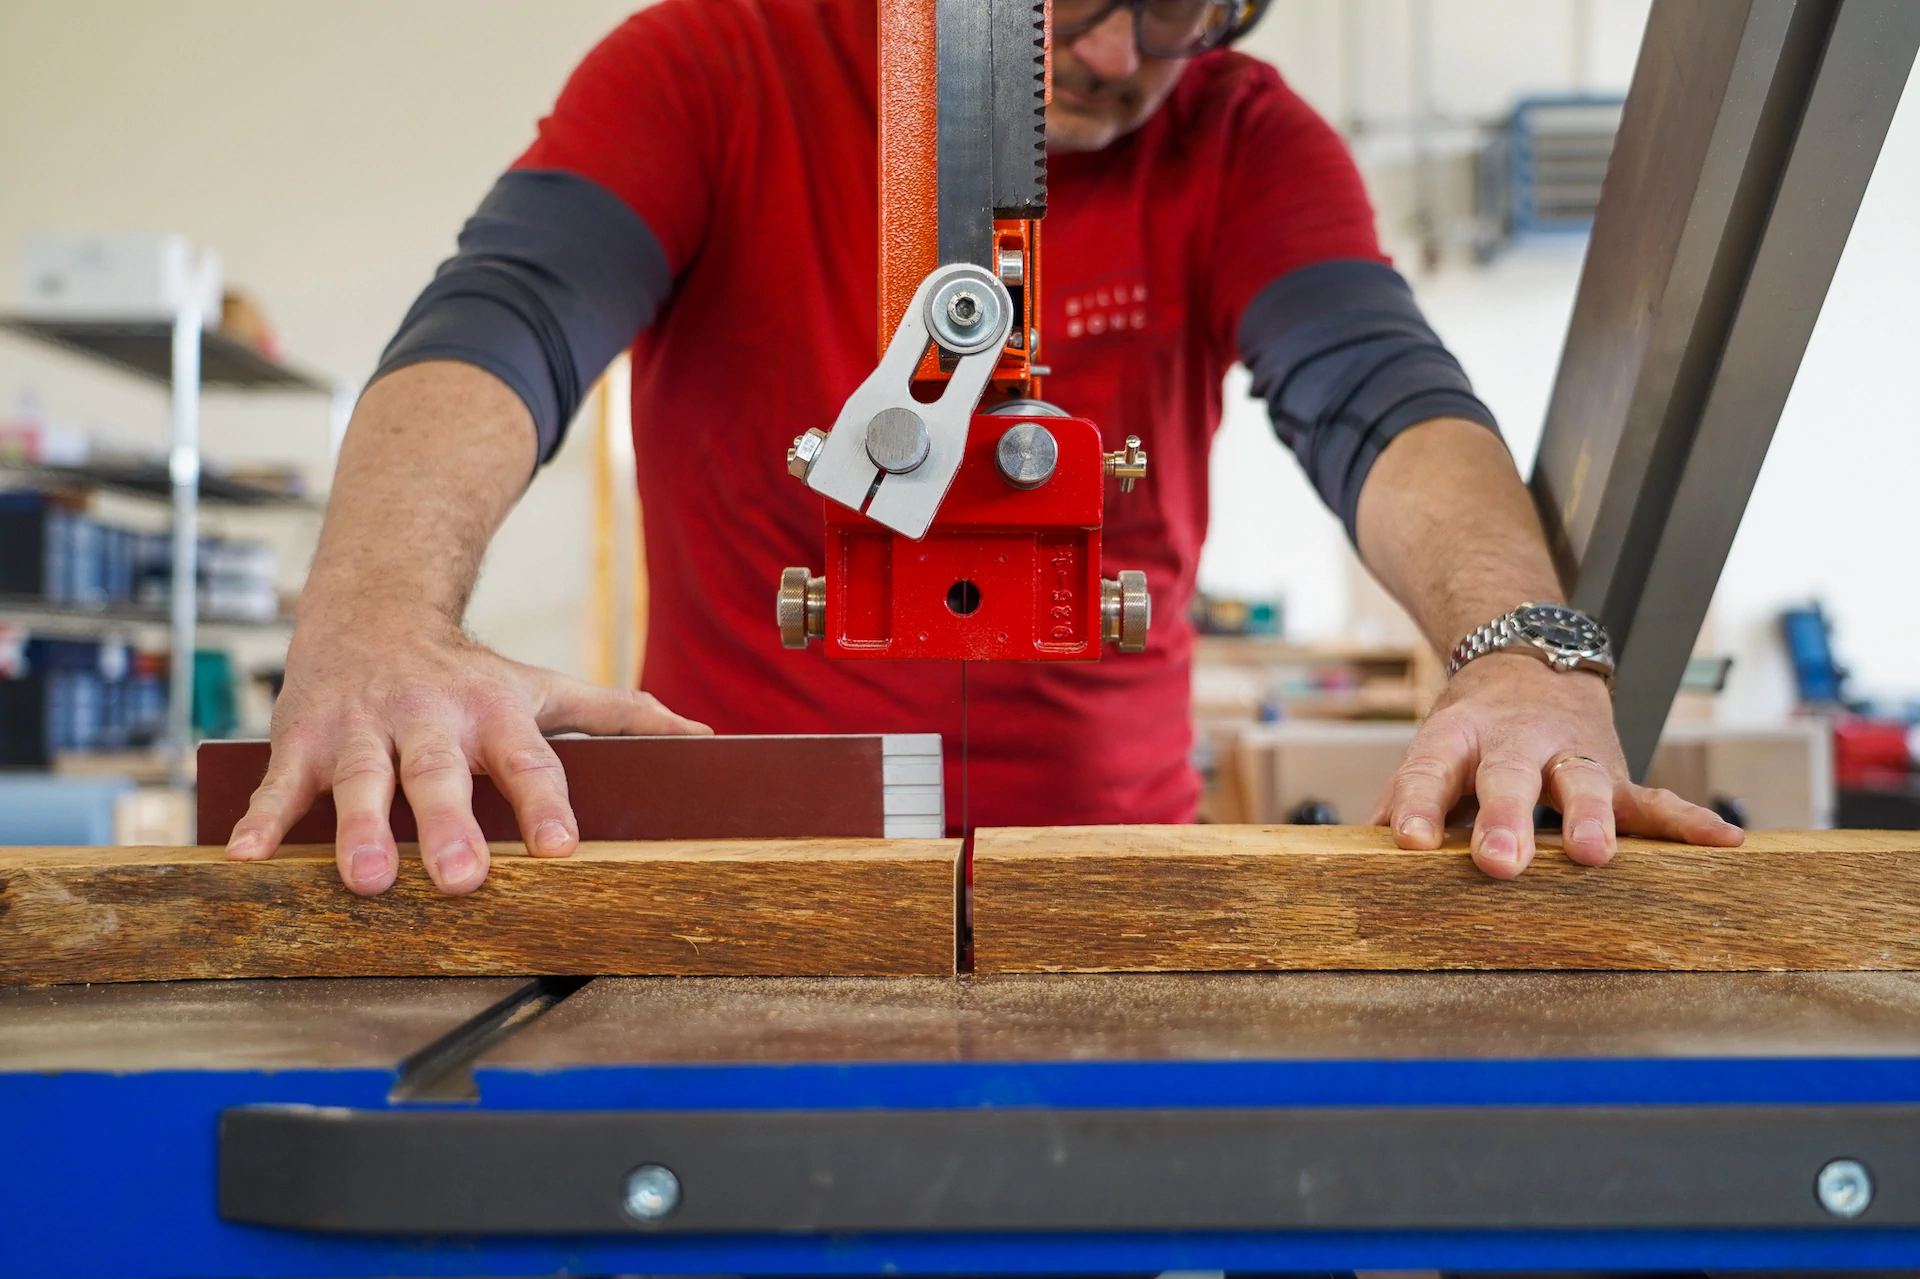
left=971, top=825, right=1920, bottom=973
left=0, top=840, right=960, bottom=985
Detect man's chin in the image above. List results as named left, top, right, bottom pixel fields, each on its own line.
left=1045, top=106, right=1126, bottom=154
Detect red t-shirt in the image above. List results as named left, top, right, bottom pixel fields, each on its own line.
left=517, top=0, right=1384, bottom=829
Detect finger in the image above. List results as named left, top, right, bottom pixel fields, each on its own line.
left=1380, top=729, right=1474, bottom=850
left=475, top=714, right=577, bottom=858
left=1366, top=777, right=1392, bottom=827
left=393, top=719, right=489, bottom=895
left=1545, top=754, right=1618, bottom=867
left=226, top=739, right=323, bottom=862
left=535, top=676, right=713, bottom=737
left=1470, top=753, right=1544, bottom=879
left=1617, top=784, right=1746, bottom=846
left=330, top=725, right=400, bottom=895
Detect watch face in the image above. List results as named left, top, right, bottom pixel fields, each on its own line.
left=1516, top=603, right=1606, bottom=654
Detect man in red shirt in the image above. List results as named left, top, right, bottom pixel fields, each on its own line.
left=227, top=0, right=1741, bottom=896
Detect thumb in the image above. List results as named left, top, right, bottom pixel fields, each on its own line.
left=534, top=675, right=714, bottom=737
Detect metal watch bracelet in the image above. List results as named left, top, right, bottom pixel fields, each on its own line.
left=1445, top=602, right=1615, bottom=686
left=1447, top=615, right=1520, bottom=675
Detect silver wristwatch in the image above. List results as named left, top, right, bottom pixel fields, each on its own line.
left=1448, top=602, right=1615, bottom=685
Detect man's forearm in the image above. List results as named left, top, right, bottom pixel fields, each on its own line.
left=301, top=360, right=535, bottom=631
left=1351, top=416, right=1562, bottom=652
left=236, top=356, right=707, bottom=896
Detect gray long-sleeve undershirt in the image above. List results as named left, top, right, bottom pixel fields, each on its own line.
left=375, top=169, right=1498, bottom=529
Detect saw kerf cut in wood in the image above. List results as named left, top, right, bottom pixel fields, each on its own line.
left=0, top=840, right=961, bottom=985
left=971, top=824, right=1920, bottom=974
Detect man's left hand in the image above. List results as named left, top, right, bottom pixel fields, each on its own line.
left=1370, top=652, right=1745, bottom=878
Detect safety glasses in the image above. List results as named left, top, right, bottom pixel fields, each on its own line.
left=1052, top=0, right=1270, bottom=59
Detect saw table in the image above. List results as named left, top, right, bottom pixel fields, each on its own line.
left=9, top=969, right=1920, bottom=1276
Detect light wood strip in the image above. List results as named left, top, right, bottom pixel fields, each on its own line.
left=971, top=825, right=1920, bottom=973
left=0, top=840, right=960, bottom=984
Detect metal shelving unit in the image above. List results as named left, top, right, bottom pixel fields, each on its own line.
left=0, top=311, right=335, bottom=780
left=1, top=455, right=319, bottom=508
left=0, top=318, right=328, bottom=391
left=1474, top=94, right=1626, bottom=260
left=1507, top=96, right=1623, bottom=232
left=0, top=597, right=292, bottom=637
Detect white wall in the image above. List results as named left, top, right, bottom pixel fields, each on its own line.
left=1203, top=0, right=1650, bottom=645
left=1216, top=1, right=1920, bottom=725
left=1713, top=70, right=1920, bottom=719
left=0, top=0, right=643, bottom=681
left=1247, top=0, right=1649, bottom=124
left=1240, top=0, right=1652, bottom=262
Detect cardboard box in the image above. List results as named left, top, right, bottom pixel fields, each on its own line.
left=1212, top=719, right=1832, bottom=829
left=18, top=233, right=221, bottom=323
left=1645, top=721, right=1832, bottom=829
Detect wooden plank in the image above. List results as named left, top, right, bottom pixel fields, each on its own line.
left=195, top=734, right=946, bottom=845
left=0, top=840, right=960, bottom=985
left=972, top=825, right=1920, bottom=973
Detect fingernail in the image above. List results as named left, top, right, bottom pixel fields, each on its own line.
left=1400, top=815, right=1436, bottom=844
left=349, top=847, right=388, bottom=886
left=1479, top=826, right=1520, bottom=868
left=432, top=841, right=479, bottom=888
left=533, top=820, right=570, bottom=854
left=227, top=832, right=258, bottom=859
left=1573, top=819, right=1606, bottom=846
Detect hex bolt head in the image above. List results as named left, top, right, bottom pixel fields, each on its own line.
left=946, top=289, right=982, bottom=329
left=787, top=428, right=828, bottom=481
left=926, top=269, right=1008, bottom=355
left=1817, top=1158, right=1873, bottom=1218
left=622, top=1163, right=681, bottom=1222
left=995, top=421, right=1058, bottom=490
left=864, top=407, right=931, bottom=474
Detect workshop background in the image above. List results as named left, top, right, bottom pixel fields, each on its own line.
left=1, top=0, right=1914, bottom=838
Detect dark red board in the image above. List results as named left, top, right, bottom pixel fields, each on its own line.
left=196, top=735, right=889, bottom=845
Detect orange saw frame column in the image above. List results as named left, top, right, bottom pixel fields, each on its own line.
left=877, top=0, right=940, bottom=354
left=878, top=0, right=1050, bottom=399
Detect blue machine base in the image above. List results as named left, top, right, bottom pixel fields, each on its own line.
left=10, top=1054, right=1920, bottom=1277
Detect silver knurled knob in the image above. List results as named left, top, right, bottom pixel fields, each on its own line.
left=1100, top=570, right=1151, bottom=653
left=777, top=567, right=826, bottom=648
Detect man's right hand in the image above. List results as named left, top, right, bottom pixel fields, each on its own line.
left=221, top=361, right=711, bottom=896
left=224, top=611, right=710, bottom=896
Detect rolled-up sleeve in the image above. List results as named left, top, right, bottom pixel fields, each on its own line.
left=369, top=1, right=740, bottom=465
left=372, top=169, right=671, bottom=464
left=1238, top=258, right=1499, bottom=540
left=1204, top=61, right=1500, bottom=540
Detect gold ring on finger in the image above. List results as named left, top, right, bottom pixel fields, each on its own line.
left=1546, top=753, right=1603, bottom=780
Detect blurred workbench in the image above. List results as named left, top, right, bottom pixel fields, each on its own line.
left=1192, top=634, right=1830, bottom=828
